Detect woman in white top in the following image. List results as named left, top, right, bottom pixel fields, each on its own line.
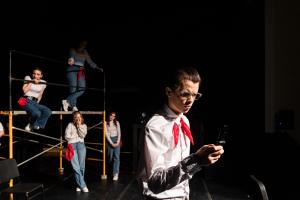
left=65, top=111, right=89, bottom=193
left=106, top=111, right=121, bottom=181
left=0, top=122, right=4, bottom=146
left=0, top=122, right=4, bottom=138
left=19, top=68, right=51, bottom=131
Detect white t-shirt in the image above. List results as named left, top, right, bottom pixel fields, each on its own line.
left=0, top=122, right=3, bottom=131
left=24, top=76, right=47, bottom=98
left=0, top=122, right=4, bottom=138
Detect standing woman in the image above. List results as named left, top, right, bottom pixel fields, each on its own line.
left=65, top=111, right=89, bottom=192
left=0, top=121, right=5, bottom=146
left=62, top=39, right=103, bottom=112
left=19, top=68, right=52, bottom=131
left=106, top=112, right=121, bottom=181
left=0, top=121, right=4, bottom=138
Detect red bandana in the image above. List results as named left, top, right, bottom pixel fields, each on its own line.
left=172, top=118, right=194, bottom=147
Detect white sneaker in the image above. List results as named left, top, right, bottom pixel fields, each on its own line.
left=72, top=106, right=78, bottom=111
left=62, top=100, right=69, bottom=112
left=113, top=174, right=119, bottom=181
left=82, top=187, right=89, bottom=193
left=76, top=187, right=81, bottom=192
left=32, top=126, right=41, bottom=130
left=25, top=123, right=31, bottom=131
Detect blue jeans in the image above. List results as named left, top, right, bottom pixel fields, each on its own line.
left=22, top=99, right=51, bottom=128
left=66, top=65, right=86, bottom=107
left=70, top=142, right=87, bottom=189
left=107, top=136, right=120, bottom=175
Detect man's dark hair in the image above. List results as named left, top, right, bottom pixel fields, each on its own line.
left=164, top=66, right=201, bottom=90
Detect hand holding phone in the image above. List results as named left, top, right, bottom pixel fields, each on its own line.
left=216, top=124, right=228, bottom=146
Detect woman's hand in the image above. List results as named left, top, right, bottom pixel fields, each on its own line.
left=112, top=143, right=119, bottom=148
left=68, top=58, right=75, bottom=65
left=33, top=79, right=40, bottom=84
left=75, top=118, right=82, bottom=127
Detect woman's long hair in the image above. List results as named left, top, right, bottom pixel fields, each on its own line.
left=72, top=111, right=84, bottom=124
left=107, top=112, right=117, bottom=127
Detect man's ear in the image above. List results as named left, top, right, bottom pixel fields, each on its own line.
left=165, top=87, right=172, bottom=97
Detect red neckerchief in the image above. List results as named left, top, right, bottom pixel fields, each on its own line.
left=172, top=118, right=194, bottom=147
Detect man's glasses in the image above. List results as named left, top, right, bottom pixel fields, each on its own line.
left=177, top=91, right=202, bottom=100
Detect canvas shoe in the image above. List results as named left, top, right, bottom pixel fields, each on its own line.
left=72, top=106, right=78, bottom=111
left=82, top=187, right=89, bottom=193
left=25, top=123, right=32, bottom=131
left=113, top=174, right=119, bottom=181
left=62, top=100, right=70, bottom=112
left=76, top=187, right=81, bottom=192
left=32, top=125, right=41, bottom=131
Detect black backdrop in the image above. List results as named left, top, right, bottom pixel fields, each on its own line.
left=0, top=1, right=264, bottom=162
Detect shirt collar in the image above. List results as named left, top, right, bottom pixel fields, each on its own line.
left=163, top=104, right=183, bottom=122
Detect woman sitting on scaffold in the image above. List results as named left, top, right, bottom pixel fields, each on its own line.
left=18, top=67, right=52, bottom=131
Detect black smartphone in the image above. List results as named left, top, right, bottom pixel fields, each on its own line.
left=216, top=124, right=228, bottom=146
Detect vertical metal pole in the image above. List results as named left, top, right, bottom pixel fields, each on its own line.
left=8, top=50, right=13, bottom=158
left=8, top=111, right=13, bottom=159
left=9, top=50, right=13, bottom=111
left=101, top=70, right=107, bottom=179
left=101, top=112, right=107, bottom=180
left=59, top=113, right=64, bottom=174
left=9, top=111, right=14, bottom=195
left=9, top=51, right=14, bottom=194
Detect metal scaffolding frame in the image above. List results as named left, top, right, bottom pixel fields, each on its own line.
left=1, top=49, right=108, bottom=185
